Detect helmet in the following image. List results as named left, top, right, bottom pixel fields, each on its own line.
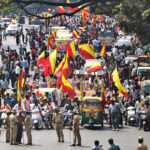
left=73, top=109, right=79, bottom=114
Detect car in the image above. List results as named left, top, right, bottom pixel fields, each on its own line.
left=98, top=30, right=115, bottom=50
left=141, top=80, right=150, bottom=95
left=6, top=24, right=19, bottom=35
left=114, top=37, right=134, bottom=55
left=137, top=55, right=150, bottom=67
left=125, top=56, right=138, bottom=65
left=0, top=18, right=11, bottom=29
left=137, top=67, right=150, bottom=78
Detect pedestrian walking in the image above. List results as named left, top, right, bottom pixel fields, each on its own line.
left=91, top=140, right=103, bottom=150
left=9, top=109, right=18, bottom=145
left=70, top=109, right=81, bottom=146
left=108, top=138, right=121, bottom=150
left=24, top=111, right=32, bottom=145
left=52, top=107, right=64, bottom=142
left=136, top=136, right=148, bottom=150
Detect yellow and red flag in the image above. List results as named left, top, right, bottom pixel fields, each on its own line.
left=40, top=91, right=44, bottom=98
left=44, top=49, right=57, bottom=77
left=48, top=77, right=52, bottom=88
left=62, top=54, right=70, bottom=78
left=99, top=45, right=106, bottom=57
left=98, top=14, right=103, bottom=20
left=78, top=27, right=84, bottom=32
left=61, top=74, right=76, bottom=99
left=52, top=29, right=57, bottom=41
left=54, top=56, right=66, bottom=76
left=17, top=78, right=21, bottom=101
left=87, top=63, right=103, bottom=73
left=47, top=31, right=52, bottom=48
left=36, top=51, right=45, bottom=70
left=19, top=68, right=25, bottom=89
left=66, top=40, right=76, bottom=59
left=72, top=30, right=80, bottom=39
left=58, top=6, right=66, bottom=13
left=78, top=43, right=96, bottom=59
left=112, top=68, right=129, bottom=98
left=12, top=18, right=17, bottom=25
left=147, top=52, right=150, bottom=58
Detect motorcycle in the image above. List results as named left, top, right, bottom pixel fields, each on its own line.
left=127, top=106, right=136, bottom=126
left=141, top=110, right=150, bottom=131
left=1, top=109, right=7, bottom=125
left=31, top=109, right=42, bottom=130
left=42, top=109, right=53, bottom=129
left=64, top=110, right=73, bottom=130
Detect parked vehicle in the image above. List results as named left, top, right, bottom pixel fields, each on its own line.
left=63, top=110, right=73, bottom=129
left=141, top=80, right=150, bottom=96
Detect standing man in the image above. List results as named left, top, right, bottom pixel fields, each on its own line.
left=109, top=99, right=120, bottom=131
left=9, top=109, right=18, bottom=145
left=52, top=107, right=64, bottom=142
left=5, top=110, right=11, bottom=143
left=70, top=109, right=81, bottom=146
left=136, top=136, right=148, bottom=150
left=24, top=111, right=32, bottom=145
left=16, top=111, right=25, bottom=144
left=108, top=138, right=121, bottom=150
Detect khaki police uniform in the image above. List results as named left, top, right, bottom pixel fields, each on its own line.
left=24, top=114, right=32, bottom=145
left=52, top=112, right=64, bottom=141
left=9, top=113, right=18, bottom=145
left=136, top=144, right=148, bottom=150
left=5, top=116, right=10, bottom=142
left=73, top=114, right=81, bottom=145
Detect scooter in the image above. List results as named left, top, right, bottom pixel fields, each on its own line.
left=31, top=109, right=42, bottom=130
left=1, top=109, right=7, bottom=125
left=127, top=106, right=136, bottom=126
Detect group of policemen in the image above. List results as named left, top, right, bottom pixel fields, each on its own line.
left=5, top=109, right=32, bottom=145
left=52, top=107, right=81, bottom=146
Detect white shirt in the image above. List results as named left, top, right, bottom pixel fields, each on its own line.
left=136, top=48, right=143, bottom=56
left=13, top=104, right=25, bottom=111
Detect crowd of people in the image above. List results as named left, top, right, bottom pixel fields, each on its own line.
left=0, top=11, right=150, bottom=149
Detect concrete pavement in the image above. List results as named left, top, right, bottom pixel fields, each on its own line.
left=0, top=125, right=150, bottom=150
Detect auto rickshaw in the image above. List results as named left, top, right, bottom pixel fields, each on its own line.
left=81, top=97, right=103, bottom=128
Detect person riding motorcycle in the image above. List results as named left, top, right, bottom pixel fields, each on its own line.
left=1, top=101, right=11, bottom=110
left=64, top=99, right=74, bottom=126
left=139, top=101, right=150, bottom=130
left=32, top=100, right=44, bottom=128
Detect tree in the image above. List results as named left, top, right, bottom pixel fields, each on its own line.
left=0, top=0, right=120, bottom=18
left=91, top=0, right=150, bottom=45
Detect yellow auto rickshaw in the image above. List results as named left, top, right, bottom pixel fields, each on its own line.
left=81, top=97, right=104, bottom=128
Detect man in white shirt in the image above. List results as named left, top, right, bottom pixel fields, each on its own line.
left=136, top=47, right=143, bottom=56
left=135, top=99, right=142, bottom=128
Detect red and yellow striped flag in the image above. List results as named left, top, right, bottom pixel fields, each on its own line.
left=99, top=45, right=106, bottom=57
left=44, top=49, right=57, bottom=77
left=72, top=30, right=80, bottom=39
left=78, top=43, right=96, bottom=59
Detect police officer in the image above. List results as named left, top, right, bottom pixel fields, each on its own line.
left=52, top=107, right=64, bottom=142
left=24, top=111, right=32, bottom=145
left=9, top=109, right=18, bottom=145
left=70, top=109, right=81, bottom=146
left=5, top=110, right=11, bottom=143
